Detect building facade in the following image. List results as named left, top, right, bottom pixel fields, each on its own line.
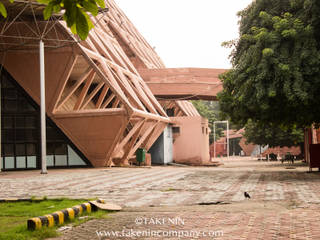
left=0, top=0, right=217, bottom=170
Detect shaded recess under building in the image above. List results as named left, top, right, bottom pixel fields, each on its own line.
left=1, top=70, right=89, bottom=170
left=0, top=0, right=224, bottom=170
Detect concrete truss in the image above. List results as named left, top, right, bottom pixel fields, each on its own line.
left=0, top=0, right=169, bottom=167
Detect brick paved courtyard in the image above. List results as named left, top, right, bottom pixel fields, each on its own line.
left=1, top=157, right=320, bottom=239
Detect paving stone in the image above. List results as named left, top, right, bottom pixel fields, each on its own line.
left=2, top=158, right=320, bottom=239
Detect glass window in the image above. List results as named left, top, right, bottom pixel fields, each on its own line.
left=4, top=100, right=17, bottom=111
left=16, top=144, right=25, bottom=156
left=27, top=156, right=36, bottom=168
left=4, top=144, right=14, bottom=156
left=3, top=117, right=13, bottom=129
left=47, top=143, right=55, bottom=155
left=68, top=145, right=86, bottom=166
left=25, top=129, right=37, bottom=141
left=26, top=144, right=36, bottom=155
left=3, top=129, right=14, bottom=142
left=2, top=77, right=13, bottom=88
left=172, top=127, right=180, bottom=134
left=16, top=156, right=26, bottom=168
left=4, top=89, right=17, bottom=99
left=55, top=143, right=67, bottom=155
left=15, top=129, right=25, bottom=141
left=46, top=155, right=54, bottom=167
left=25, top=116, right=36, bottom=129
left=55, top=155, right=67, bottom=166
left=4, top=157, right=14, bottom=169
left=1, top=70, right=88, bottom=170
left=47, top=128, right=64, bottom=141
left=15, top=117, right=25, bottom=128
left=19, top=99, right=35, bottom=112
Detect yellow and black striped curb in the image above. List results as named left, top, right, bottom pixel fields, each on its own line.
left=27, top=202, right=97, bottom=230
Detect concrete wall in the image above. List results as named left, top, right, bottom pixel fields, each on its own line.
left=149, top=126, right=173, bottom=165
left=163, top=126, right=173, bottom=164
left=172, top=116, right=210, bottom=165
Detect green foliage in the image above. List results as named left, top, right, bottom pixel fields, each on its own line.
left=191, top=101, right=225, bottom=143
left=0, top=0, right=13, bottom=17
left=219, top=0, right=320, bottom=128
left=243, top=120, right=304, bottom=147
left=0, top=3, right=7, bottom=18
left=1, top=0, right=106, bottom=40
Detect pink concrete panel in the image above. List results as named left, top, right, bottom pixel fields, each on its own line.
left=140, top=68, right=226, bottom=100
left=0, top=49, right=74, bottom=114
left=172, top=116, right=210, bottom=165
left=53, top=110, right=127, bottom=167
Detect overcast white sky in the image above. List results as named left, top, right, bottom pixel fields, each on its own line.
left=115, top=0, right=253, bottom=69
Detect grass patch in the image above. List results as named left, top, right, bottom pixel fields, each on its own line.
left=0, top=198, right=109, bottom=240
left=161, top=188, right=180, bottom=192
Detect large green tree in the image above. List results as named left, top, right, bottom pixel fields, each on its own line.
left=218, top=0, right=320, bottom=128
left=0, top=0, right=106, bottom=40
left=243, top=120, right=304, bottom=147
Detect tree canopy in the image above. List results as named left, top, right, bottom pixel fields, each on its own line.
left=218, top=0, right=320, bottom=128
left=243, top=120, right=304, bottom=147
left=0, top=0, right=106, bottom=40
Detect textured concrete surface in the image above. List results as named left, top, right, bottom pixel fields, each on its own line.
left=2, top=157, right=320, bottom=239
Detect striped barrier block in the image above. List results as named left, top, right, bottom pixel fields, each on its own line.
left=27, top=202, right=94, bottom=230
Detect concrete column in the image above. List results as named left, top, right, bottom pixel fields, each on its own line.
left=40, top=40, right=47, bottom=174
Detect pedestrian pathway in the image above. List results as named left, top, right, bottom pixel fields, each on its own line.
left=1, top=159, right=320, bottom=208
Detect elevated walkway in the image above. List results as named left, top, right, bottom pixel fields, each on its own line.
left=139, top=68, right=226, bottom=100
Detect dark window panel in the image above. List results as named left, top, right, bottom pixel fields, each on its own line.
left=4, top=144, right=14, bottom=156
left=47, top=128, right=64, bottom=141
left=47, top=143, right=55, bottom=155
left=55, top=143, right=67, bottom=155
left=1, top=69, right=89, bottom=169
left=3, top=129, right=14, bottom=142
left=25, top=116, right=36, bottom=129
left=3, top=89, right=17, bottom=100
left=15, top=117, right=25, bottom=128
left=3, top=117, right=13, bottom=129
left=4, top=100, right=17, bottom=111
left=16, top=144, right=26, bottom=156
left=1, top=77, right=13, bottom=88
left=172, top=127, right=180, bottom=134
left=26, top=144, right=36, bottom=155
left=25, top=129, right=38, bottom=141
left=19, top=99, right=35, bottom=112
left=15, top=129, right=25, bottom=141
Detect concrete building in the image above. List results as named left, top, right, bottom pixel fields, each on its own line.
left=0, top=0, right=169, bottom=170
left=0, top=0, right=223, bottom=170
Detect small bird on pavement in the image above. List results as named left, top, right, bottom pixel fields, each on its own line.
left=244, top=192, right=251, bottom=199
